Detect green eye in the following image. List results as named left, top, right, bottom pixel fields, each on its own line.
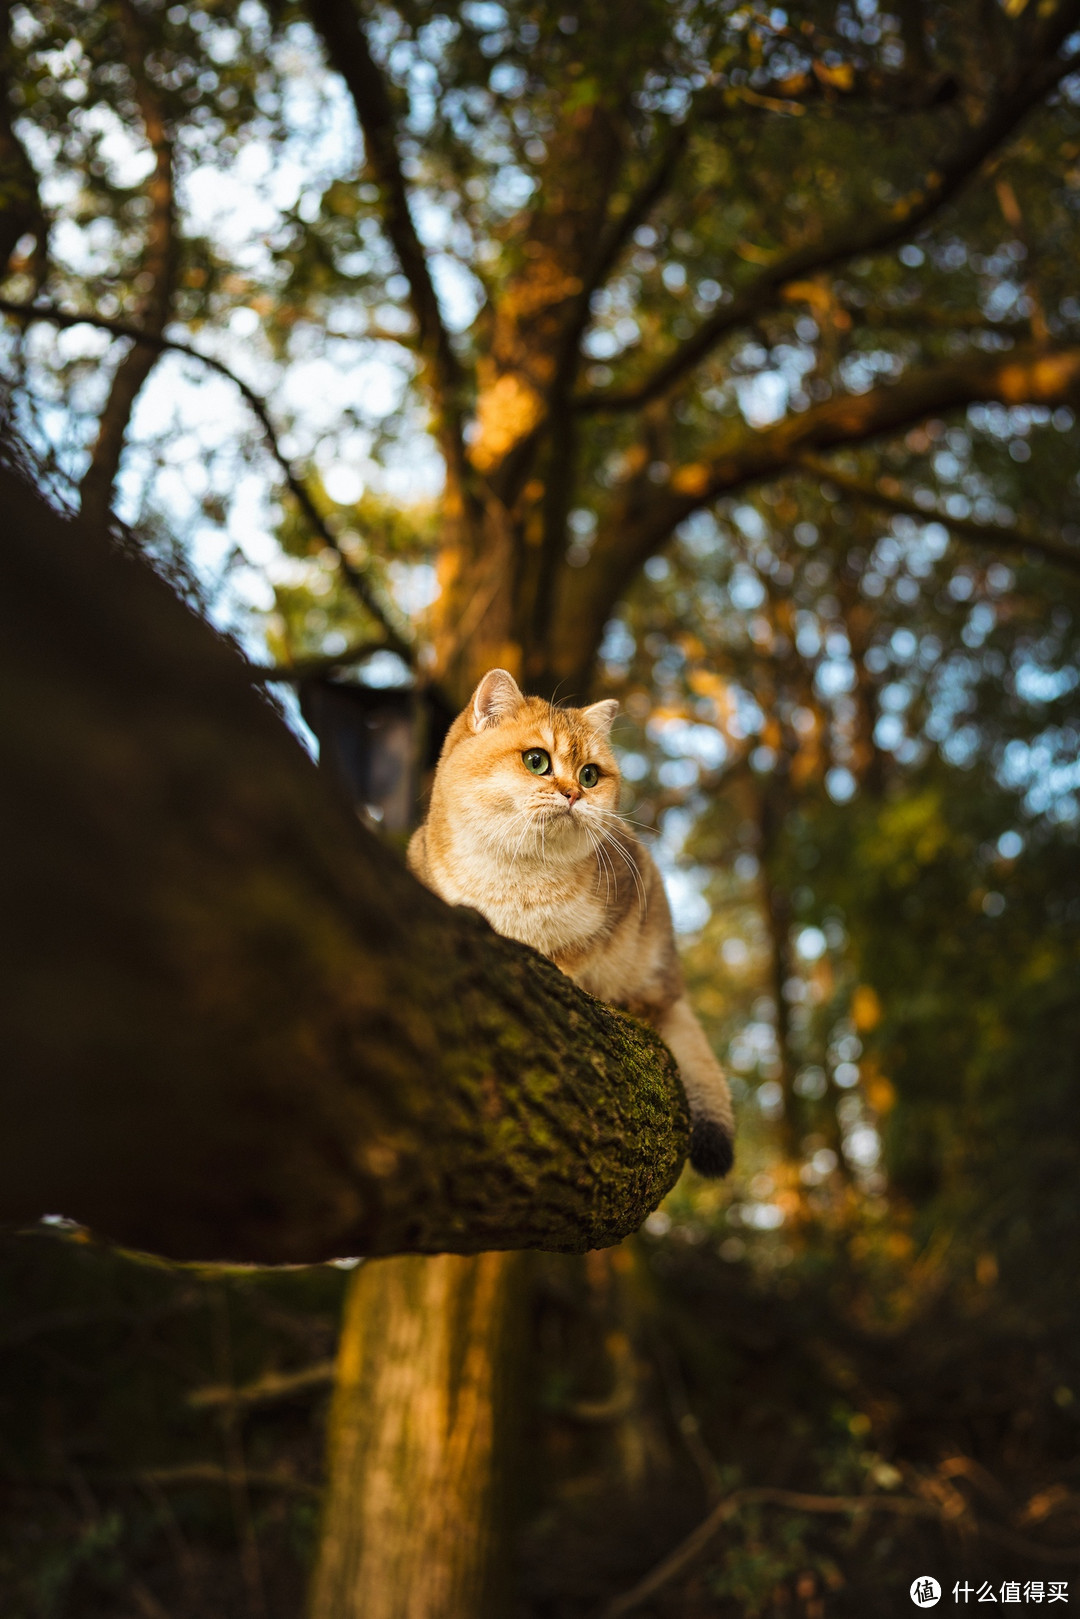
left=579, top=763, right=600, bottom=789
left=522, top=748, right=551, bottom=775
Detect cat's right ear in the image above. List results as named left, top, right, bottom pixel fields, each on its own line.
left=470, top=668, right=524, bottom=731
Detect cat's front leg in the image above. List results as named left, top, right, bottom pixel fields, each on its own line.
left=653, top=997, right=735, bottom=1179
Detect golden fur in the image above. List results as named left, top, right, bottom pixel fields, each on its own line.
left=407, top=669, right=735, bottom=1176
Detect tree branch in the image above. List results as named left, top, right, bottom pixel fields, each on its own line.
left=827, top=298, right=1030, bottom=340
left=624, top=344, right=1080, bottom=555
left=605, top=1474, right=1080, bottom=1617
left=0, top=298, right=414, bottom=662
left=79, top=0, right=178, bottom=526
left=794, top=451, right=1080, bottom=577
left=549, top=116, right=695, bottom=402
left=303, top=0, right=470, bottom=494
left=0, top=452, right=689, bottom=1264
left=246, top=636, right=390, bottom=682
left=563, top=345, right=1080, bottom=672
left=604, top=1486, right=943, bottom=1618
left=493, top=120, right=693, bottom=495
left=577, top=29, right=1080, bottom=414
left=0, top=6, right=46, bottom=276
left=187, top=1361, right=336, bottom=1410
left=581, top=126, right=691, bottom=315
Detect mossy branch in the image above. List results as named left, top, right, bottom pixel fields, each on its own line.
left=0, top=455, right=689, bottom=1265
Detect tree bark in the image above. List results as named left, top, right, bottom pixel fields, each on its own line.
left=0, top=453, right=689, bottom=1264
left=309, top=1252, right=524, bottom=1619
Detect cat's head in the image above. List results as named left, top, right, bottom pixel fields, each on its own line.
left=435, top=668, right=621, bottom=861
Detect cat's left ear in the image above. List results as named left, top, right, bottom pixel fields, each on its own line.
left=470, top=668, right=524, bottom=731
left=582, top=698, right=618, bottom=741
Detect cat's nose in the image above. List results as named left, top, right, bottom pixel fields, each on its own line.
left=560, top=785, right=581, bottom=807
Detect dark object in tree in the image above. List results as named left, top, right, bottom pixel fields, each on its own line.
left=298, top=677, right=455, bottom=832
left=300, top=678, right=420, bottom=832
left=0, top=455, right=689, bottom=1266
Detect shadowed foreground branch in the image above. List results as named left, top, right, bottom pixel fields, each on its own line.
left=0, top=456, right=688, bottom=1265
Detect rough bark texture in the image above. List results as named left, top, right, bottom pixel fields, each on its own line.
left=309, top=1252, right=523, bottom=1619
left=0, top=455, right=689, bottom=1265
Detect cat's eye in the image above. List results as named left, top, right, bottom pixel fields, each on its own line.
left=579, top=763, right=600, bottom=789
left=522, top=748, right=551, bottom=775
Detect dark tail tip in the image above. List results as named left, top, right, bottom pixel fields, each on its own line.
left=689, top=1119, right=734, bottom=1179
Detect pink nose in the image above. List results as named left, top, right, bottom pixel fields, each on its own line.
left=560, top=785, right=581, bottom=807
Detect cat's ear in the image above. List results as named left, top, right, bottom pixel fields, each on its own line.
left=582, top=698, right=618, bottom=741
left=470, top=668, right=524, bottom=731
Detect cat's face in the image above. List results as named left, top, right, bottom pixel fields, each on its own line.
left=439, top=669, right=621, bottom=863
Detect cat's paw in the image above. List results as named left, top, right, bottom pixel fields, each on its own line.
left=689, top=1119, right=734, bottom=1179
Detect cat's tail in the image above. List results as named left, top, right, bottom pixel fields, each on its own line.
left=655, top=997, right=735, bottom=1179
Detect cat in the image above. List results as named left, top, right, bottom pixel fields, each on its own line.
left=407, top=667, right=735, bottom=1178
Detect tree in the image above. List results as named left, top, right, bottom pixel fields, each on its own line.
left=4, top=1, right=1080, bottom=1615
left=5, top=0, right=1080, bottom=704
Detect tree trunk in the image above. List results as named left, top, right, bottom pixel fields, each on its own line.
left=0, top=451, right=689, bottom=1262
left=307, top=325, right=646, bottom=1618
left=309, top=1252, right=523, bottom=1619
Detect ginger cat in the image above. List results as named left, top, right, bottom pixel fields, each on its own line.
left=408, top=668, right=734, bottom=1177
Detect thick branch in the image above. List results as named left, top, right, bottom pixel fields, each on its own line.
left=624, top=344, right=1080, bottom=555
left=79, top=0, right=178, bottom=525
left=247, top=636, right=389, bottom=682
left=578, top=30, right=1080, bottom=413
left=0, top=298, right=414, bottom=661
left=0, top=452, right=688, bottom=1265
left=557, top=345, right=1080, bottom=678
left=550, top=115, right=694, bottom=396
left=795, top=452, right=1080, bottom=577
left=494, top=121, right=693, bottom=499
left=580, top=126, right=690, bottom=320
left=304, top=0, right=470, bottom=492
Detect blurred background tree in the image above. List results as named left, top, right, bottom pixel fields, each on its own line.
left=2, top=0, right=1079, bottom=1614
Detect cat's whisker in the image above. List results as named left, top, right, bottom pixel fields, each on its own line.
left=601, top=841, right=619, bottom=906
left=583, top=821, right=614, bottom=904
left=591, top=830, right=614, bottom=902
left=593, top=806, right=655, bottom=835
left=578, top=808, right=643, bottom=917
left=508, top=806, right=537, bottom=861
left=598, top=826, right=648, bottom=918
left=487, top=803, right=525, bottom=856
left=507, top=807, right=539, bottom=869
left=581, top=826, right=602, bottom=899
left=589, top=811, right=655, bottom=910
left=491, top=803, right=542, bottom=873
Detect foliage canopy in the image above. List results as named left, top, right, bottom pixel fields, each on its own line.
left=2, top=0, right=1080, bottom=1611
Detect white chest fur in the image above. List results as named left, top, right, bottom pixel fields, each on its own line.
left=429, top=840, right=611, bottom=959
